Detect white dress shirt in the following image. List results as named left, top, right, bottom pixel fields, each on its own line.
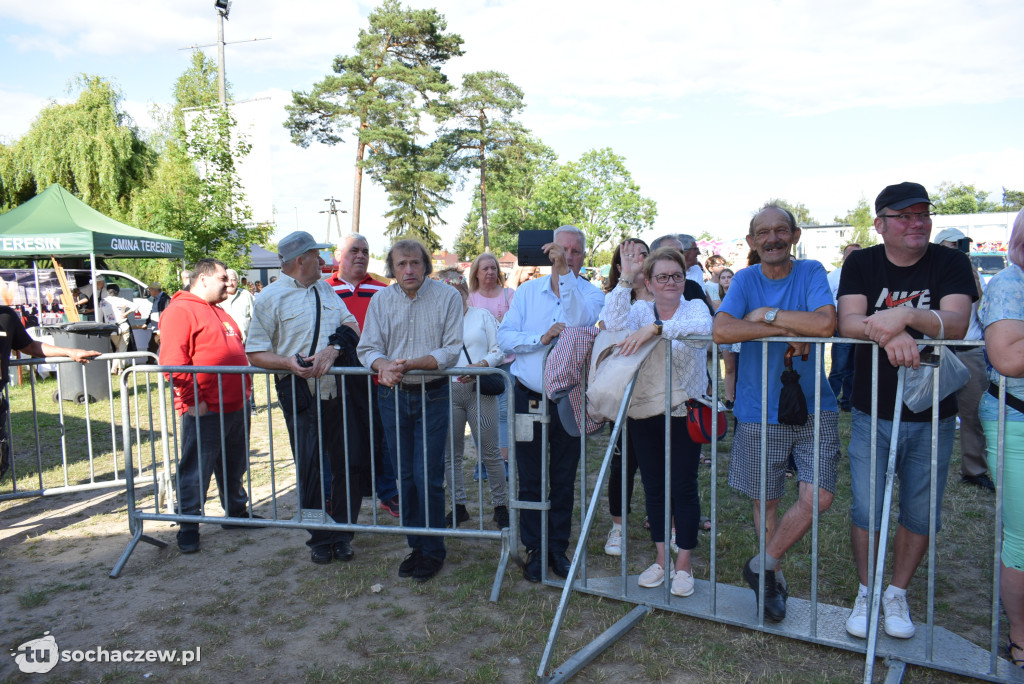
left=497, top=271, right=604, bottom=393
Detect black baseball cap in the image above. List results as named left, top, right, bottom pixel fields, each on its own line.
left=875, top=182, right=933, bottom=213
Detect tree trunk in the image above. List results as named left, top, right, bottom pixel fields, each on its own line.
left=479, top=142, right=489, bottom=253
left=351, top=133, right=367, bottom=233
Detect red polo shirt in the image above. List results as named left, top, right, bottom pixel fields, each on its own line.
left=323, top=273, right=388, bottom=331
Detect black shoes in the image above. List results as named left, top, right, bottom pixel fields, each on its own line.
left=413, top=554, right=444, bottom=582
left=743, top=556, right=786, bottom=622
left=963, top=474, right=996, bottom=491
left=310, top=545, right=333, bottom=564
left=493, top=505, right=510, bottom=529
left=176, top=527, right=200, bottom=554
left=399, top=549, right=422, bottom=577
left=332, top=540, right=354, bottom=562
left=398, top=548, right=442, bottom=581
left=523, top=549, right=572, bottom=582
left=548, top=552, right=572, bottom=579
left=446, top=504, right=470, bottom=528
left=523, top=549, right=542, bottom=583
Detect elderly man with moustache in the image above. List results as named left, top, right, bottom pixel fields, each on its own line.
left=497, top=225, right=604, bottom=582
left=358, top=239, right=463, bottom=583
left=246, top=231, right=362, bottom=565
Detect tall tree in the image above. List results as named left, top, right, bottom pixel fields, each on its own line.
left=0, top=75, right=152, bottom=217
left=284, top=0, right=463, bottom=232
left=1001, top=187, right=1024, bottom=212
left=532, top=148, right=657, bottom=265
left=380, top=138, right=450, bottom=251
left=833, top=196, right=877, bottom=247
left=932, top=182, right=998, bottom=214
left=437, top=71, right=526, bottom=251
left=453, top=133, right=556, bottom=259
left=128, top=52, right=267, bottom=287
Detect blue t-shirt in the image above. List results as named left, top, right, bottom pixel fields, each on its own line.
left=717, top=260, right=837, bottom=423
left=979, top=262, right=1024, bottom=422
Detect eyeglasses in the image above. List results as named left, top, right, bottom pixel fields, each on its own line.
left=879, top=212, right=935, bottom=222
left=651, top=273, right=685, bottom=284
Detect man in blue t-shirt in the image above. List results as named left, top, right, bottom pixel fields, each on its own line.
left=713, top=203, right=840, bottom=623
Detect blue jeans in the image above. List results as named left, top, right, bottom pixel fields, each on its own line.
left=828, top=342, right=855, bottom=409
left=280, top=392, right=360, bottom=549
left=177, top=409, right=250, bottom=528
left=848, top=409, right=954, bottom=535
left=378, top=383, right=450, bottom=561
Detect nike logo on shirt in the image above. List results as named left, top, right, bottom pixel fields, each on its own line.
left=884, top=291, right=924, bottom=307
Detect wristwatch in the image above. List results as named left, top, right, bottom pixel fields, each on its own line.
left=764, top=308, right=781, bottom=324
left=654, top=319, right=663, bottom=336
left=332, top=344, right=342, bottom=352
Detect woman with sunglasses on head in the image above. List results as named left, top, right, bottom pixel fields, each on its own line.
left=601, top=245, right=712, bottom=596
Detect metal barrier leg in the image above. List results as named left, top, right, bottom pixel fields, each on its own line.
left=541, top=605, right=650, bottom=684
left=489, top=527, right=513, bottom=603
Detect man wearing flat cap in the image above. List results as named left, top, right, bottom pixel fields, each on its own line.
left=838, top=182, right=976, bottom=640
left=246, top=231, right=362, bottom=565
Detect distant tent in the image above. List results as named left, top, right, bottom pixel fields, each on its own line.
left=249, top=244, right=280, bottom=268
left=0, top=184, right=184, bottom=259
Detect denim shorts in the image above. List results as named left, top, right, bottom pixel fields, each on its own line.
left=848, top=408, right=954, bottom=535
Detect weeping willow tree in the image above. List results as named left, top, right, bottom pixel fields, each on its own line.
left=0, top=74, right=153, bottom=218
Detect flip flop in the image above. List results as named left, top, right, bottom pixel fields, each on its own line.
left=700, top=516, right=712, bottom=531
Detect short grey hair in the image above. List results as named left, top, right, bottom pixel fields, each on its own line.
left=554, top=224, right=586, bottom=250
left=226, top=268, right=239, bottom=280
left=340, top=233, right=369, bottom=249
left=384, top=239, right=433, bottom=279
left=650, top=234, right=692, bottom=251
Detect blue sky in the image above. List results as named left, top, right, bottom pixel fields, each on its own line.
left=2, top=0, right=1022, bottom=253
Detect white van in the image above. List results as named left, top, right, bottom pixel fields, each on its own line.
left=0, top=268, right=152, bottom=323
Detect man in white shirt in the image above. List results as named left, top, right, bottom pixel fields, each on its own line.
left=497, top=225, right=604, bottom=582
left=219, top=269, right=255, bottom=342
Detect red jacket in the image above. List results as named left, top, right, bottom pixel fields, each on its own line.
left=159, top=290, right=251, bottom=415
left=324, top=273, right=388, bottom=330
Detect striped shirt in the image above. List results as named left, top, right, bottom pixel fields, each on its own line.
left=357, top=277, right=463, bottom=384
left=246, top=272, right=355, bottom=399
left=324, top=273, right=388, bottom=330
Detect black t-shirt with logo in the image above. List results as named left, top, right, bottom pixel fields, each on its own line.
left=1, top=305, right=33, bottom=390
left=838, top=243, right=977, bottom=421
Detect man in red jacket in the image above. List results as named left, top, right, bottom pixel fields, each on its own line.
left=159, top=258, right=255, bottom=554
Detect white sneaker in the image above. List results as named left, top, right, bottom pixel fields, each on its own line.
left=883, top=594, right=916, bottom=639
left=845, top=593, right=869, bottom=638
left=638, top=563, right=670, bottom=588
left=671, top=569, right=694, bottom=597
left=604, top=526, right=622, bottom=556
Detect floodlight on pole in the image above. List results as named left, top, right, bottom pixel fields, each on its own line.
left=214, top=1, right=230, bottom=107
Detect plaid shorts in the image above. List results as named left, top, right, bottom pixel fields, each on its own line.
left=727, top=412, right=841, bottom=501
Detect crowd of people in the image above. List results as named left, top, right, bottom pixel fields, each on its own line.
left=6, top=181, right=1024, bottom=664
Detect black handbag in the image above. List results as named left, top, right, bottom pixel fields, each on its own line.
left=462, top=344, right=504, bottom=395
left=778, top=346, right=808, bottom=426
left=275, top=287, right=322, bottom=413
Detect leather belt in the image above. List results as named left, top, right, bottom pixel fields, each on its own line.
left=398, top=377, right=447, bottom=392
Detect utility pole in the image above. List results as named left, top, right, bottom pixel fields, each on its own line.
left=320, top=197, right=347, bottom=245
left=214, top=0, right=229, bottom=107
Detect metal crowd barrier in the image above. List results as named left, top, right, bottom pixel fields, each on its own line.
left=535, top=335, right=1024, bottom=684
left=109, top=364, right=518, bottom=602
left=2, top=352, right=162, bottom=502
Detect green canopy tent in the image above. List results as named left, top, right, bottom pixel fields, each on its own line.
left=0, top=184, right=183, bottom=259
left=0, top=183, right=184, bottom=316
